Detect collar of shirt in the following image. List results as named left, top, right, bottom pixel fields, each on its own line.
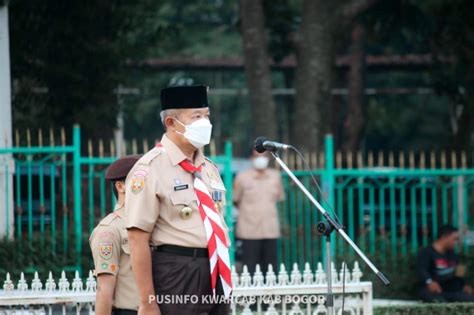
left=161, top=134, right=206, bottom=167
left=113, top=204, right=125, bottom=217
left=251, top=168, right=270, bottom=179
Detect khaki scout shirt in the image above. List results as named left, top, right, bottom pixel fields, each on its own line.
left=89, top=205, right=139, bottom=311
left=125, top=134, right=228, bottom=248
left=233, top=168, right=284, bottom=239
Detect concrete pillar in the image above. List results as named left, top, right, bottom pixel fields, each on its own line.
left=0, top=5, right=14, bottom=239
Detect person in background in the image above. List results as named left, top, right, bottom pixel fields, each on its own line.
left=90, top=155, right=141, bottom=315
left=233, top=148, right=284, bottom=275
left=416, top=224, right=474, bottom=302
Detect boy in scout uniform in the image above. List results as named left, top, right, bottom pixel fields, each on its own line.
left=126, top=85, right=232, bottom=315
left=90, top=155, right=141, bottom=315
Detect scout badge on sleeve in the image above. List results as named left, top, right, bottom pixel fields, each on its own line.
left=99, top=242, right=113, bottom=260
left=130, top=169, right=148, bottom=194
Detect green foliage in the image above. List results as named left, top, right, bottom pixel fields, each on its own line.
left=7, top=0, right=474, bottom=153
left=364, top=89, right=452, bottom=151
left=336, top=240, right=474, bottom=300
left=9, top=0, right=174, bottom=140
left=362, top=0, right=474, bottom=150
left=363, top=1, right=433, bottom=55
left=358, top=251, right=418, bottom=300
left=0, top=233, right=94, bottom=281
left=123, top=0, right=240, bottom=59
left=374, top=303, right=474, bottom=315
left=10, top=1, right=119, bottom=137
left=263, top=0, right=301, bottom=62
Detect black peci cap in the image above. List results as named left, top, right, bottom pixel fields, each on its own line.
left=160, top=85, right=209, bottom=110
left=105, top=155, right=142, bottom=181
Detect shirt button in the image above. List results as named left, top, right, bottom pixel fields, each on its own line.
left=180, top=207, right=193, bottom=220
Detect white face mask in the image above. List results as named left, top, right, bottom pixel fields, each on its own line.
left=174, top=118, right=213, bottom=149
left=252, top=156, right=269, bottom=170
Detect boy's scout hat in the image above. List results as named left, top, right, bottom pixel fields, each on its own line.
left=105, top=155, right=142, bottom=181
left=160, top=85, right=209, bottom=110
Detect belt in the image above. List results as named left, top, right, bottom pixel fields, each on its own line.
left=150, top=244, right=208, bottom=258
left=112, top=308, right=137, bottom=315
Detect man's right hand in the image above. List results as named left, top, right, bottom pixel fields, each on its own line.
left=138, top=302, right=161, bottom=315
left=128, top=228, right=159, bottom=315
left=427, top=281, right=443, bottom=293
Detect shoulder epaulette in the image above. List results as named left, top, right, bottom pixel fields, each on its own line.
left=205, top=157, right=218, bottom=167
left=99, top=212, right=120, bottom=226
left=137, top=147, right=162, bottom=165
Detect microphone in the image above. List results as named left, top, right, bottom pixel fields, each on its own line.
left=254, top=136, right=294, bottom=153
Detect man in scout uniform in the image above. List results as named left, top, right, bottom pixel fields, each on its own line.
left=90, top=155, right=141, bottom=315
left=126, top=85, right=232, bottom=315
left=233, top=148, right=284, bottom=275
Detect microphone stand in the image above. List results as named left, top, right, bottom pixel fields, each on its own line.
left=270, top=151, right=390, bottom=315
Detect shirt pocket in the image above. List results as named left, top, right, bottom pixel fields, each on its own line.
left=120, top=240, right=131, bottom=273
left=121, top=239, right=130, bottom=255
left=242, top=183, right=259, bottom=202
left=169, top=191, right=202, bottom=229
left=119, top=240, right=138, bottom=284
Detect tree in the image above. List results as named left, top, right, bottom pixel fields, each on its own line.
left=291, top=1, right=338, bottom=152
left=422, top=0, right=474, bottom=150
left=291, top=0, right=377, bottom=152
left=10, top=1, right=121, bottom=139
left=360, top=0, right=474, bottom=151
left=239, top=0, right=278, bottom=142
left=9, top=0, right=172, bottom=141
left=343, top=21, right=367, bottom=151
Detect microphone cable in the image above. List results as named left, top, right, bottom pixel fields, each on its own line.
left=290, top=147, right=343, bottom=226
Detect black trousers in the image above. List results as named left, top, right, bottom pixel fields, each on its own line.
left=241, top=238, right=277, bottom=275
left=112, top=309, right=137, bottom=315
left=151, top=250, right=230, bottom=315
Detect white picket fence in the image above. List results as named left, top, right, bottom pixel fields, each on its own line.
left=0, top=262, right=372, bottom=315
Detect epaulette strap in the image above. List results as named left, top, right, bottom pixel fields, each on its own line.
left=99, top=213, right=119, bottom=226
left=205, top=156, right=217, bottom=166
left=138, top=147, right=162, bottom=165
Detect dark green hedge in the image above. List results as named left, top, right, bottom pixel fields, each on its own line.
left=0, top=233, right=94, bottom=282
left=345, top=242, right=474, bottom=299
left=374, top=303, right=474, bottom=315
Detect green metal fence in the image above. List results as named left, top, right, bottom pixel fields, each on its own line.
left=2, top=128, right=473, bottom=273
left=0, top=128, right=80, bottom=271
left=0, top=125, right=234, bottom=272
left=277, top=135, right=474, bottom=270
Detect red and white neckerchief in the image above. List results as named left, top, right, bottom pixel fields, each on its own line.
left=155, top=143, right=232, bottom=298
left=178, top=159, right=232, bottom=298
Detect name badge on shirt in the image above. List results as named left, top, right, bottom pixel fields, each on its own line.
left=174, top=184, right=189, bottom=191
